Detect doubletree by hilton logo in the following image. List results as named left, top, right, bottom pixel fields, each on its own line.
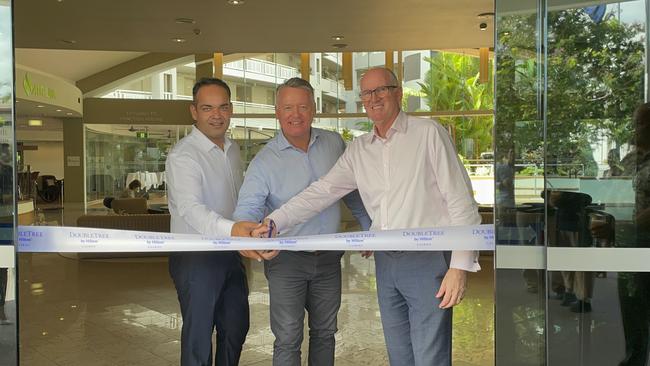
left=23, top=73, right=56, bottom=99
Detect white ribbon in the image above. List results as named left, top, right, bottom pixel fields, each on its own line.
left=16, top=224, right=495, bottom=253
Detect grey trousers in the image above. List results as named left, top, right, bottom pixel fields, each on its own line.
left=375, top=251, right=452, bottom=366
left=264, top=251, right=343, bottom=366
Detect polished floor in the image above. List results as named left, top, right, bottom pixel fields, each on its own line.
left=17, top=249, right=494, bottom=366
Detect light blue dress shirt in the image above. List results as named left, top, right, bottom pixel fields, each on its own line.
left=234, top=128, right=370, bottom=237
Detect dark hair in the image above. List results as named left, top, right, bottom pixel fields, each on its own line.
left=128, top=179, right=142, bottom=190
left=192, top=77, right=232, bottom=102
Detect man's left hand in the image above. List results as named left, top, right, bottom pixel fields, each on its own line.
left=435, top=268, right=467, bottom=309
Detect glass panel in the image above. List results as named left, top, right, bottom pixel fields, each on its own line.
left=545, top=1, right=647, bottom=253
left=411, top=50, right=494, bottom=114
left=547, top=271, right=649, bottom=366
left=85, top=124, right=181, bottom=210
left=496, top=269, right=546, bottom=366
left=16, top=48, right=496, bottom=365
left=0, top=0, right=16, bottom=364
left=495, top=0, right=546, bottom=364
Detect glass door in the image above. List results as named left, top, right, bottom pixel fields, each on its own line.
left=495, top=0, right=650, bottom=365
left=0, top=0, right=17, bottom=364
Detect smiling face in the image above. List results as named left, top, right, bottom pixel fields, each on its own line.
left=275, top=86, right=315, bottom=148
left=190, top=84, right=232, bottom=146
left=360, top=68, right=402, bottom=129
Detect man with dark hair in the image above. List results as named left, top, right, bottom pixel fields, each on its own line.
left=166, top=77, right=259, bottom=366
left=235, top=77, right=370, bottom=366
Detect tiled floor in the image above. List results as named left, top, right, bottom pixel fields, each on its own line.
left=18, top=251, right=494, bottom=366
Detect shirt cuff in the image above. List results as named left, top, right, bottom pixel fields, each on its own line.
left=268, top=210, right=289, bottom=235
left=450, top=250, right=481, bottom=272
left=218, top=218, right=235, bottom=237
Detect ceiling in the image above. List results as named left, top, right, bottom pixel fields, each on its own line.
left=14, top=49, right=146, bottom=84
left=14, top=0, right=495, bottom=54
left=13, top=0, right=494, bottom=122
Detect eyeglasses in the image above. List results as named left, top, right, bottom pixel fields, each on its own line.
left=359, top=85, right=398, bottom=101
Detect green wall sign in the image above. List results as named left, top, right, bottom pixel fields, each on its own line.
left=22, top=73, right=56, bottom=99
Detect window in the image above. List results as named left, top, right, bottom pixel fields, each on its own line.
left=236, top=85, right=252, bottom=103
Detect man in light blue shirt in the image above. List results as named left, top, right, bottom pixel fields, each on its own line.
left=234, top=77, right=370, bottom=366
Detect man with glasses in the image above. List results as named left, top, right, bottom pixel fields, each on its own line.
left=166, top=77, right=260, bottom=366
left=235, top=77, right=370, bottom=366
left=255, top=68, right=480, bottom=366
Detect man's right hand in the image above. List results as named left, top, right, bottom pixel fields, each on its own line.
left=231, top=221, right=262, bottom=237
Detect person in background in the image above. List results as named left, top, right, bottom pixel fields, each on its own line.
left=120, top=179, right=149, bottom=199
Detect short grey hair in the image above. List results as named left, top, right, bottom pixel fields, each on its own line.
left=276, top=77, right=315, bottom=106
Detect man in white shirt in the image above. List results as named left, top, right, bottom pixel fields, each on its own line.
left=255, top=68, right=480, bottom=366
left=166, top=78, right=260, bottom=366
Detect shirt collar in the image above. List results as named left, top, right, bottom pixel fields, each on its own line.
left=191, top=125, right=231, bottom=153
left=276, top=127, right=320, bottom=151
left=370, top=111, right=408, bottom=143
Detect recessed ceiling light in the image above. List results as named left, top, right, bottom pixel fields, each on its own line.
left=175, top=18, right=196, bottom=24
left=28, top=119, right=43, bottom=127
left=172, top=38, right=187, bottom=43
left=59, top=39, right=77, bottom=45
left=331, top=35, right=344, bottom=41
left=36, top=105, right=44, bottom=108
left=332, top=43, right=348, bottom=49
left=228, top=0, right=244, bottom=5
left=66, top=112, right=73, bottom=115
left=56, top=109, right=62, bottom=112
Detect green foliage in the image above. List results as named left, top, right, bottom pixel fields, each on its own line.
left=416, top=52, right=494, bottom=159
left=355, top=120, right=373, bottom=132
left=518, top=165, right=544, bottom=176
left=340, top=128, right=354, bottom=142
left=496, top=9, right=645, bottom=177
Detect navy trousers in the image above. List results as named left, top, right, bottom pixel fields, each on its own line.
left=169, top=252, right=249, bottom=366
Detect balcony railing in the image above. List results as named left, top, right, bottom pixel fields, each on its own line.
left=104, top=90, right=151, bottom=99
left=224, top=58, right=299, bottom=82
left=102, top=90, right=193, bottom=101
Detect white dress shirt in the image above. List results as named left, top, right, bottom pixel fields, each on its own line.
left=269, top=112, right=481, bottom=271
left=166, top=126, right=243, bottom=236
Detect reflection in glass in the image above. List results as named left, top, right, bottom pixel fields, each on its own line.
left=547, top=271, right=650, bottom=366
left=495, top=0, right=545, bottom=364
left=0, top=1, right=16, bottom=365
left=545, top=1, right=646, bottom=249
left=496, top=270, right=545, bottom=366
